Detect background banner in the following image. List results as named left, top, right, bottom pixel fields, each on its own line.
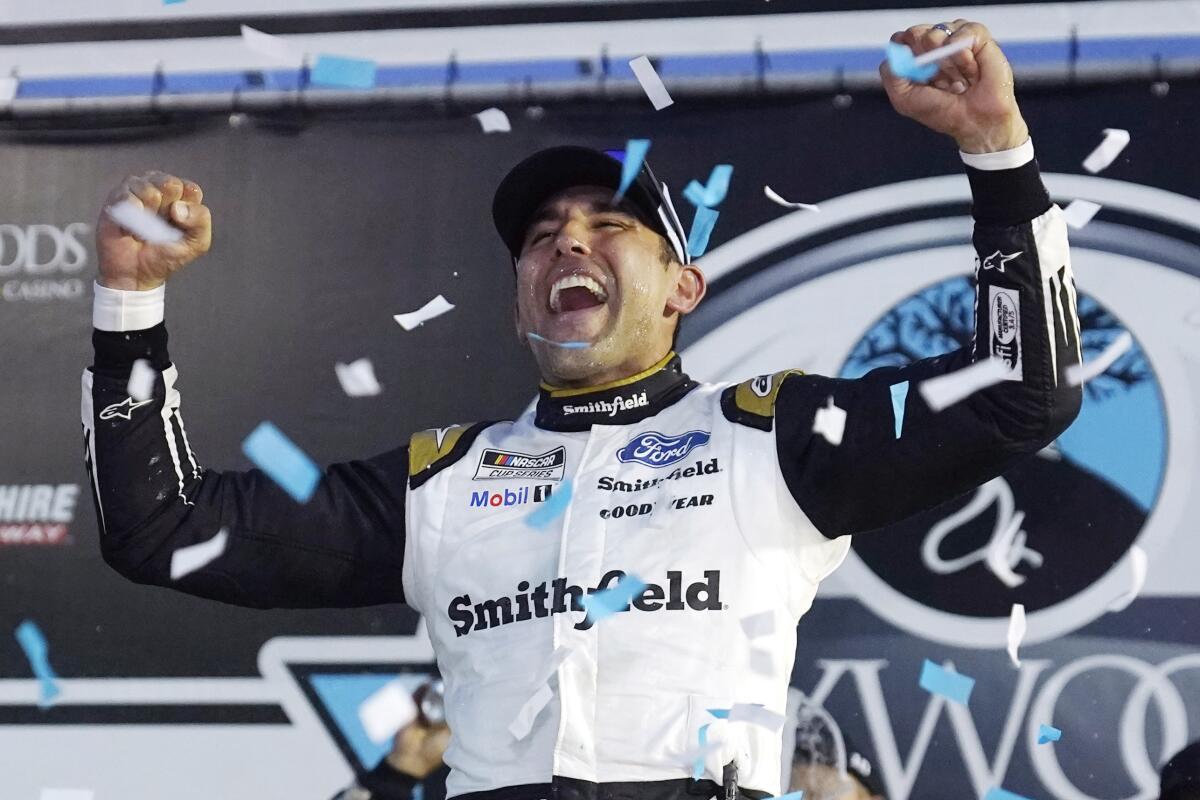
left=1, top=80, right=1197, bottom=799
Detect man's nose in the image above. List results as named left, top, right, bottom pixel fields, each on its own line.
left=554, top=224, right=591, bottom=257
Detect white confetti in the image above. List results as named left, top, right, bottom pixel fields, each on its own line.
left=739, top=610, right=775, bottom=640
left=170, top=528, right=229, bottom=581
left=40, top=791, right=94, bottom=800
left=106, top=200, right=184, bottom=245
left=358, top=679, right=418, bottom=744
left=918, top=358, right=1013, bottom=413
left=1007, top=603, right=1026, bottom=668
left=393, top=295, right=455, bottom=330
left=764, top=185, right=820, bottom=212
left=749, top=647, right=774, bottom=676
left=1082, top=128, right=1130, bottom=174
left=1108, top=545, right=1148, bottom=613
left=1062, top=199, right=1102, bottom=230
left=1066, top=331, right=1133, bottom=387
left=0, top=77, right=17, bottom=104
left=628, top=55, right=674, bottom=110
left=473, top=107, right=511, bottom=133
left=812, top=396, right=847, bottom=446
left=912, top=36, right=977, bottom=67
left=508, top=683, right=553, bottom=741
left=729, top=703, right=786, bottom=731
left=334, top=358, right=382, bottom=397
left=240, top=25, right=299, bottom=63
left=127, top=358, right=156, bottom=402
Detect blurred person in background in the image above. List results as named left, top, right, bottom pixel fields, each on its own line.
left=782, top=689, right=885, bottom=800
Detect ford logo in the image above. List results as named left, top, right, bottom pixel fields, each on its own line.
left=616, top=430, right=711, bottom=468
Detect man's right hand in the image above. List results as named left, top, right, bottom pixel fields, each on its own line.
left=97, top=171, right=212, bottom=291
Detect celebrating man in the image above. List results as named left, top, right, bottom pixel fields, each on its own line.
left=82, top=21, right=1081, bottom=800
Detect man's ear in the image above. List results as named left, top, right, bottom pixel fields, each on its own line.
left=665, top=263, right=707, bottom=316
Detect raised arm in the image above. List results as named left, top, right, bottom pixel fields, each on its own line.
left=769, top=21, right=1083, bottom=537
left=82, top=172, right=408, bottom=608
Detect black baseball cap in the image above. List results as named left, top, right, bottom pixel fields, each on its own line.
left=492, top=145, right=690, bottom=265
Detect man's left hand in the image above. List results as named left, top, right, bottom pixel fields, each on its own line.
left=880, top=20, right=1029, bottom=154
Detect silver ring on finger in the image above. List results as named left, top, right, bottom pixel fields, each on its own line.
left=932, top=22, right=955, bottom=36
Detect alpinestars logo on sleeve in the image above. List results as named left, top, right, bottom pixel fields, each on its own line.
left=979, top=250, right=1023, bottom=273
left=99, top=397, right=155, bottom=421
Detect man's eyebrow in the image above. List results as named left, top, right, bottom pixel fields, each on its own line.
left=527, top=200, right=638, bottom=230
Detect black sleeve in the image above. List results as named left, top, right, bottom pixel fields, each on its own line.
left=772, top=158, right=1083, bottom=537
left=82, top=323, right=409, bottom=609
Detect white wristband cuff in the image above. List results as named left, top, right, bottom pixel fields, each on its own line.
left=93, top=282, right=165, bottom=332
left=960, top=138, right=1035, bottom=171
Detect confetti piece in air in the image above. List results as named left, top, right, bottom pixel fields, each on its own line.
left=628, top=55, right=674, bottom=110
left=1037, top=724, right=1062, bottom=744
left=707, top=708, right=730, bottom=719
left=163, top=0, right=186, bottom=4
left=1066, top=331, right=1133, bottom=387
left=983, top=788, right=1033, bottom=800
left=1062, top=199, right=1102, bottom=229
left=40, top=792, right=94, bottom=800
left=683, top=164, right=734, bottom=209
left=508, top=683, right=553, bottom=740
left=693, top=723, right=711, bottom=780
left=912, top=36, right=976, bottom=67
left=394, top=295, right=455, bottom=330
left=614, top=139, right=651, bottom=203
left=580, top=574, right=648, bottom=623
left=884, top=42, right=938, bottom=83
left=15, top=620, right=60, bottom=708
left=473, top=107, right=511, bottom=133
left=335, top=358, right=383, bottom=397
left=242, top=422, right=321, bottom=503
left=1082, top=128, right=1130, bottom=174
left=771, top=793, right=805, bottom=800
left=311, top=54, right=377, bottom=89
left=240, top=25, right=298, bottom=63
left=127, top=358, right=156, bottom=402
left=1107, top=545, right=1147, bottom=613
left=526, top=479, right=573, bottom=528
left=889, top=381, right=909, bottom=438
left=811, top=395, right=847, bottom=446
left=918, top=659, right=975, bottom=706
left=0, top=77, right=17, bottom=104
left=687, top=206, right=719, bottom=257
left=749, top=647, right=773, bottom=675
left=764, top=185, right=819, bottom=212
left=359, top=679, right=418, bottom=744
left=1007, top=603, right=1026, bottom=668
left=918, top=358, right=1013, bottom=412
left=170, top=528, right=229, bottom=580
left=739, top=610, right=775, bottom=639
left=107, top=200, right=183, bottom=245
left=527, top=331, right=590, bottom=349
left=730, top=703, right=786, bottom=731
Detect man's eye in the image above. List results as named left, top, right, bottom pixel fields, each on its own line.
left=530, top=230, right=553, bottom=244
left=597, top=219, right=627, bottom=229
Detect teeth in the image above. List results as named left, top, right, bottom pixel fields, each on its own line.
left=549, top=274, right=608, bottom=312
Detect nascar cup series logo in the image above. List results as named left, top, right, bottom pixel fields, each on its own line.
left=616, top=430, right=711, bottom=468
left=683, top=172, right=1199, bottom=648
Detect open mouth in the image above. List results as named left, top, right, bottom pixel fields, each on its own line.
left=549, top=274, right=608, bottom=313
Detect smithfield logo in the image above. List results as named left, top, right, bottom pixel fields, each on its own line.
left=474, top=446, right=566, bottom=481
left=616, top=430, right=711, bottom=469
left=468, top=484, right=552, bottom=508
left=561, top=391, right=648, bottom=417
left=596, top=457, right=720, bottom=492
left=447, top=569, right=721, bottom=636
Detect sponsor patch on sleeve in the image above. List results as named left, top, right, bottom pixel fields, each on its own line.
left=721, top=369, right=805, bottom=430
left=988, top=286, right=1023, bottom=380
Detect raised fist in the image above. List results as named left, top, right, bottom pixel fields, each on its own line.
left=96, top=171, right=212, bottom=291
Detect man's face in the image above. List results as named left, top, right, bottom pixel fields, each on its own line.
left=513, top=185, right=703, bottom=384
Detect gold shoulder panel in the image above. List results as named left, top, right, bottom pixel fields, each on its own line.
left=408, top=424, right=473, bottom=477
left=732, top=369, right=805, bottom=419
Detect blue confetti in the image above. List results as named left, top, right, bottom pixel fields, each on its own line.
left=919, top=659, right=975, bottom=706
left=687, top=207, right=720, bottom=258
left=15, top=620, right=60, bottom=708
left=163, top=0, right=186, bottom=4
left=683, top=164, right=734, bottom=209
left=527, top=331, right=590, bottom=349
left=311, top=55, right=378, bottom=89
left=890, top=381, right=909, bottom=439
left=580, top=574, right=648, bottom=623
left=706, top=708, right=730, bottom=719
left=526, top=479, right=573, bottom=528
left=769, top=793, right=805, bottom=800
left=1037, top=724, right=1062, bottom=744
left=242, top=421, right=322, bottom=503
left=694, top=723, right=709, bottom=780
left=885, top=42, right=939, bottom=83
left=983, top=789, right=1033, bottom=800
left=614, top=139, right=651, bottom=202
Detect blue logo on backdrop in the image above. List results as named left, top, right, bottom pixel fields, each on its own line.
left=617, top=430, right=711, bottom=468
